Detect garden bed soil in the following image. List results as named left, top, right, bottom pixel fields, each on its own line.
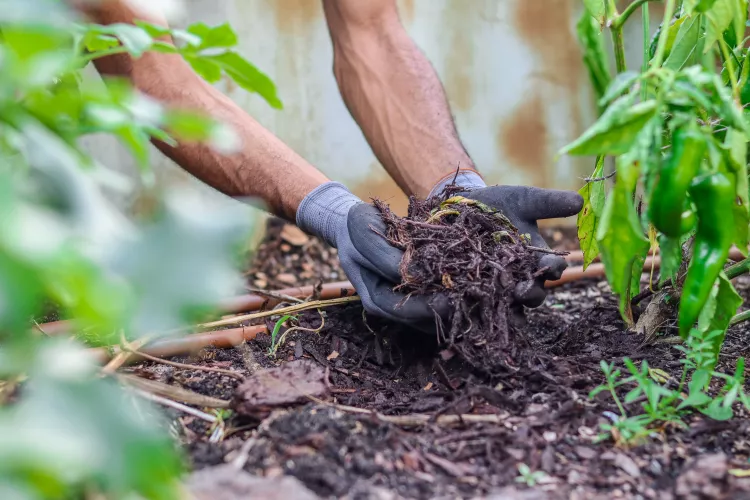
left=128, top=218, right=750, bottom=500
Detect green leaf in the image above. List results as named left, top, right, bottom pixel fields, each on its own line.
left=697, top=273, right=742, bottom=367
left=184, top=56, right=223, bottom=83
left=658, top=234, right=682, bottom=285
left=596, top=158, right=650, bottom=324
left=107, top=191, right=249, bottom=336
left=704, top=0, right=735, bottom=50
left=583, top=0, right=606, bottom=26
left=577, top=11, right=611, bottom=103
left=203, top=52, right=282, bottom=109
left=664, top=14, right=703, bottom=70
left=702, top=397, right=734, bottom=419
left=134, top=20, right=202, bottom=47
left=724, top=129, right=749, bottom=254
left=560, top=96, right=659, bottom=156
left=649, top=16, right=688, bottom=62
left=599, top=71, right=640, bottom=107
left=0, top=341, right=185, bottom=499
left=577, top=156, right=606, bottom=269
left=684, top=0, right=718, bottom=14
left=186, top=22, right=238, bottom=50
left=82, top=33, right=119, bottom=52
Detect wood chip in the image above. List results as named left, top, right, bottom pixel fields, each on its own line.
left=280, top=225, right=310, bottom=246
left=275, top=273, right=297, bottom=285
left=423, top=382, right=433, bottom=391
left=326, top=350, right=339, bottom=361
left=615, top=453, right=641, bottom=478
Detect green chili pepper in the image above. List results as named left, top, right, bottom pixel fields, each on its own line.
left=678, top=172, right=735, bottom=338
left=648, top=124, right=706, bottom=237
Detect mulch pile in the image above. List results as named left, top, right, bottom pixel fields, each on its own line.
left=376, top=190, right=542, bottom=373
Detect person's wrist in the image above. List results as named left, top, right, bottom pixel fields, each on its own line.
left=296, top=181, right=361, bottom=248
left=428, top=168, right=486, bottom=198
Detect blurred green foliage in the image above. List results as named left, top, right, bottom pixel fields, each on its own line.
left=0, top=1, right=280, bottom=497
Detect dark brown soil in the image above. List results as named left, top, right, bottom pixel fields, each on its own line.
left=127, top=218, right=750, bottom=499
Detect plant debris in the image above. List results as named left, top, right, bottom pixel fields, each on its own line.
left=376, top=188, right=539, bottom=372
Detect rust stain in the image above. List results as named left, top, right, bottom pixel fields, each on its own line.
left=513, top=0, right=583, bottom=90
left=498, top=93, right=549, bottom=187
left=265, top=0, right=321, bottom=33
left=397, top=0, right=415, bottom=24
left=442, top=0, right=474, bottom=111
left=351, top=165, right=410, bottom=217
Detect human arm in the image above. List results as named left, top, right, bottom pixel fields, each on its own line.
left=74, top=0, right=445, bottom=327
left=77, top=0, right=328, bottom=221
left=322, top=0, right=481, bottom=198
left=323, top=0, right=583, bottom=307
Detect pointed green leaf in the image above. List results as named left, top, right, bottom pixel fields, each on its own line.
left=704, top=0, right=734, bottom=50
left=203, top=52, right=282, bottom=109
left=658, top=234, right=682, bottom=285
left=697, top=273, right=742, bottom=369
left=664, top=14, right=703, bottom=70
left=724, top=129, right=749, bottom=254
left=577, top=11, right=611, bottom=102
left=583, top=0, right=606, bottom=26
left=577, top=156, right=606, bottom=269
left=187, top=22, right=238, bottom=50
left=599, top=71, right=640, bottom=107
left=596, top=159, right=650, bottom=324
left=560, top=96, right=658, bottom=156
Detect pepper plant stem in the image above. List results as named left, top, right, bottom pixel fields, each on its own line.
left=651, top=0, right=677, bottom=68
left=614, top=0, right=657, bottom=30
left=719, top=38, right=740, bottom=102
left=729, top=308, right=750, bottom=326
left=612, top=29, right=627, bottom=73
left=726, top=256, right=750, bottom=280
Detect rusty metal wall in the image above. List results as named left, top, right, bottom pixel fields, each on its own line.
left=83, top=0, right=645, bottom=224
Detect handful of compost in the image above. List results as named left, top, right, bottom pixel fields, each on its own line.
left=376, top=188, right=559, bottom=371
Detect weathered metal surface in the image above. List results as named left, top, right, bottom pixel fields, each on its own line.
left=84, top=0, right=651, bottom=226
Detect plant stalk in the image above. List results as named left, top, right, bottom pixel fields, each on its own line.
left=642, top=2, right=650, bottom=75
left=719, top=38, right=740, bottom=103
left=614, top=0, right=657, bottom=30
left=650, top=0, right=677, bottom=68
left=612, top=28, right=628, bottom=73
left=726, top=256, right=750, bottom=280
left=729, top=308, right=750, bottom=326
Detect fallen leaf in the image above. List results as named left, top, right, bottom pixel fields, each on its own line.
left=280, top=224, right=310, bottom=246
left=326, top=351, right=339, bottom=361
left=648, top=367, right=670, bottom=384
left=423, top=382, right=433, bottom=391
left=232, top=360, right=328, bottom=417
left=729, top=469, right=750, bottom=477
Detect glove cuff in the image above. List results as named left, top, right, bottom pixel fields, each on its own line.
left=428, top=168, right=486, bottom=198
left=296, top=181, right=361, bottom=248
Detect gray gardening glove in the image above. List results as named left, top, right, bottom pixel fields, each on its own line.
left=296, top=182, right=448, bottom=331
left=430, top=171, right=584, bottom=308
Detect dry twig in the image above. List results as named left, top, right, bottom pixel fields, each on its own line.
left=199, top=295, right=360, bottom=329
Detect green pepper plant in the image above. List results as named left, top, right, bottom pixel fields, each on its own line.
left=0, top=1, right=280, bottom=497
left=568, top=0, right=750, bottom=443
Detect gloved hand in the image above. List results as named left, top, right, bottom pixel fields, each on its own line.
left=429, top=170, right=583, bottom=308
left=296, top=182, right=448, bottom=330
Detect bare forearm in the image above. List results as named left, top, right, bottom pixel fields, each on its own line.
left=323, top=1, right=476, bottom=198
left=82, top=2, right=327, bottom=220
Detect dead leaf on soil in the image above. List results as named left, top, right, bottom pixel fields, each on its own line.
left=326, top=350, right=339, bottom=361
left=232, top=360, right=329, bottom=418
left=280, top=225, right=310, bottom=246
left=187, top=464, right=319, bottom=500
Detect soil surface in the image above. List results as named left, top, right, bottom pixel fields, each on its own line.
left=127, top=217, right=750, bottom=500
